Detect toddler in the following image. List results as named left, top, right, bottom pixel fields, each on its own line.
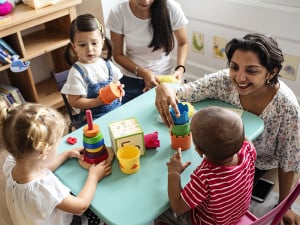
left=155, top=106, right=257, bottom=225
left=61, top=14, right=124, bottom=122
left=0, top=101, right=112, bottom=225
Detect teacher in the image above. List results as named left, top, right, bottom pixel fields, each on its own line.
left=106, top=0, right=188, bottom=103
left=155, top=33, right=300, bottom=224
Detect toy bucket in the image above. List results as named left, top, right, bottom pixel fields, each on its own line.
left=117, top=145, right=140, bottom=174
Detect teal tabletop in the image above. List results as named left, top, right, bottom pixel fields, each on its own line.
left=55, top=88, right=264, bottom=225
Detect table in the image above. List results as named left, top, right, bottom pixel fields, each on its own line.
left=55, top=88, right=264, bottom=225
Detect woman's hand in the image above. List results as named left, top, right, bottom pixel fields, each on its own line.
left=143, top=70, right=159, bottom=92
left=173, top=70, right=184, bottom=84
left=155, top=83, right=179, bottom=127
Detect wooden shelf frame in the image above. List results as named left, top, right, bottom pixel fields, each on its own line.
left=0, top=0, right=82, bottom=108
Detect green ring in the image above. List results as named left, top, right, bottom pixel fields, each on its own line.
left=171, top=123, right=190, bottom=136
left=83, top=133, right=103, bottom=144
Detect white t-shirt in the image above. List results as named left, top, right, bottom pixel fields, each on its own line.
left=3, top=155, right=73, bottom=225
left=61, top=58, right=123, bottom=97
left=106, top=0, right=188, bottom=79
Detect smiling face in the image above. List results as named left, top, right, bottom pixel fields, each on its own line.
left=229, top=50, right=275, bottom=97
left=72, top=30, right=104, bottom=64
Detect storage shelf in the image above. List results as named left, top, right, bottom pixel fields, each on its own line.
left=36, top=77, right=64, bottom=109
left=0, top=0, right=82, bottom=109
left=23, top=29, right=69, bottom=60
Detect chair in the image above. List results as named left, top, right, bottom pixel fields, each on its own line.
left=237, top=180, right=300, bottom=225
left=53, top=70, right=84, bottom=133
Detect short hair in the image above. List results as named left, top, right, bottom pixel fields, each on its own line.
left=225, top=33, right=284, bottom=86
left=190, top=106, right=244, bottom=162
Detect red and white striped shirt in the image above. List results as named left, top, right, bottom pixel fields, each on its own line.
left=181, top=141, right=256, bottom=225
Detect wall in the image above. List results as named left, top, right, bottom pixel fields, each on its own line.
left=176, top=0, right=300, bottom=101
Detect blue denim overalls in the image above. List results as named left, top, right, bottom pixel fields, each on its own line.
left=73, top=60, right=121, bottom=120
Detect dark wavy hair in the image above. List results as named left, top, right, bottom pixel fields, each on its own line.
left=148, top=0, right=174, bottom=55
left=225, top=33, right=284, bottom=85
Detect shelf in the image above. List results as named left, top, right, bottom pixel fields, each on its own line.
left=0, top=0, right=81, bottom=109
left=36, top=77, right=64, bottom=109
left=22, top=29, right=69, bottom=60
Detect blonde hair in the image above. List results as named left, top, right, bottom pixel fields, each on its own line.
left=0, top=101, right=65, bottom=159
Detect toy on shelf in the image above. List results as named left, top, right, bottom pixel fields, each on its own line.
left=79, top=109, right=108, bottom=169
left=169, top=102, right=195, bottom=151
left=0, top=0, right=13, bottom=16
left=0, top=49, right=30, bottom=72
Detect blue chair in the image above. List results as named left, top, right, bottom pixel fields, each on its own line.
left=53, top=70, right=84, bottom=133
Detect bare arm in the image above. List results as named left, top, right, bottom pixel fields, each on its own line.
left=167, top=150, right=191, bottom=215
left=68, top=94, right=104, bottom=109
left=110, top=31, right=158, bottom=91
left=56, top=161, right=112, bottom=215
left=46, top=147, right=83, bottom=171
left=173, top=27, right=189, bottom=82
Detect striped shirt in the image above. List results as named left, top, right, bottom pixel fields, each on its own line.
left=181, top=141, right=256, bottom=225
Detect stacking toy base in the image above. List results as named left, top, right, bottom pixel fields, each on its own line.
left=170, top=132, right=192, bottom=151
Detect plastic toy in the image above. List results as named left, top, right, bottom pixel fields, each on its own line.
left=0, top=0, right=13, bottom=16
left=156, top=75, right=178, bottom=83
left=144, top=131, right=160, bottom=149
left=66, top=136, right=77, bottom=145
left=79, top=109, right=108, bottom=169
left=0, top=49, right=30, bottom=72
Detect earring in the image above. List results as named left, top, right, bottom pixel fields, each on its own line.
left=266, top=79, right=271, bottom=84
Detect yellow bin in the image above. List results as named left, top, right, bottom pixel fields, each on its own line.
left=117, top=145, right=140, bottom=174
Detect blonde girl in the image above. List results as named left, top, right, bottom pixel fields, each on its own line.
left=0, top=101, right=111, bottom=225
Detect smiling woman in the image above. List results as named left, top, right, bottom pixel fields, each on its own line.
left=154, top=33, right=300, bottom=225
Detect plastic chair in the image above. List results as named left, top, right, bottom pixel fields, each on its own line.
left=237, top=180, right=300, bottom=225
left=53, top=70, right=84, bottom=133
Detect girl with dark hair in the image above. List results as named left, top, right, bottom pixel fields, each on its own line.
left=155, top=33, right=300, bottom=224
left=106, top=0, right=188, bottom=103
left=61, top=14, right=124, bottom=122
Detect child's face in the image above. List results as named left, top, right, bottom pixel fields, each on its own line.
left=72, top=30, right=104, bottom=64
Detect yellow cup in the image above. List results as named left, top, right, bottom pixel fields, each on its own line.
left=117, top=145, right=140, bottom=174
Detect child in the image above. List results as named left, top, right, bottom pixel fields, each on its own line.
left=155, top=106, right=257, bottom=225
left=61, top=14, right=124, bottom=123
left=0, top=100, right=112, bottom=225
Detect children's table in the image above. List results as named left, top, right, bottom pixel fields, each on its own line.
left=55, top=88, right=264, bottom=225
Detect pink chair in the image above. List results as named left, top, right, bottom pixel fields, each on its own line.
left=237, top=180, right=300, bottom=225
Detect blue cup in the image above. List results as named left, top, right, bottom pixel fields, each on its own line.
left=170, top=102, right=189, bottom=125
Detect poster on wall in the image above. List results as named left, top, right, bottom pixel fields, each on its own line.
left=281, top=53, right=299, bottom=81
left=213, top=36, right=227, bottom=60
left=192, top=32, right=204, bottom=54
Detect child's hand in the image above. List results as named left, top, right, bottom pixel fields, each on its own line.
left=105, top=147, right=115, bottom=165
left=68, top=147, right=84, bottom=161
left=113, top=80, right=125, bottom=102
left=167, top=149, right=191, bottom=174
left=89, top=161, right=112, bottom=181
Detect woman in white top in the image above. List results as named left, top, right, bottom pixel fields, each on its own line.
left=106, top=0, right=188, bottom=103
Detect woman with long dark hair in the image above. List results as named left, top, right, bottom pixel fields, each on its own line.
left=107, top=0, right=188, bottom=103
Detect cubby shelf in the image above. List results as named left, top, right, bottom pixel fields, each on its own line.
left=0, top=0, right=82, bottom=108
